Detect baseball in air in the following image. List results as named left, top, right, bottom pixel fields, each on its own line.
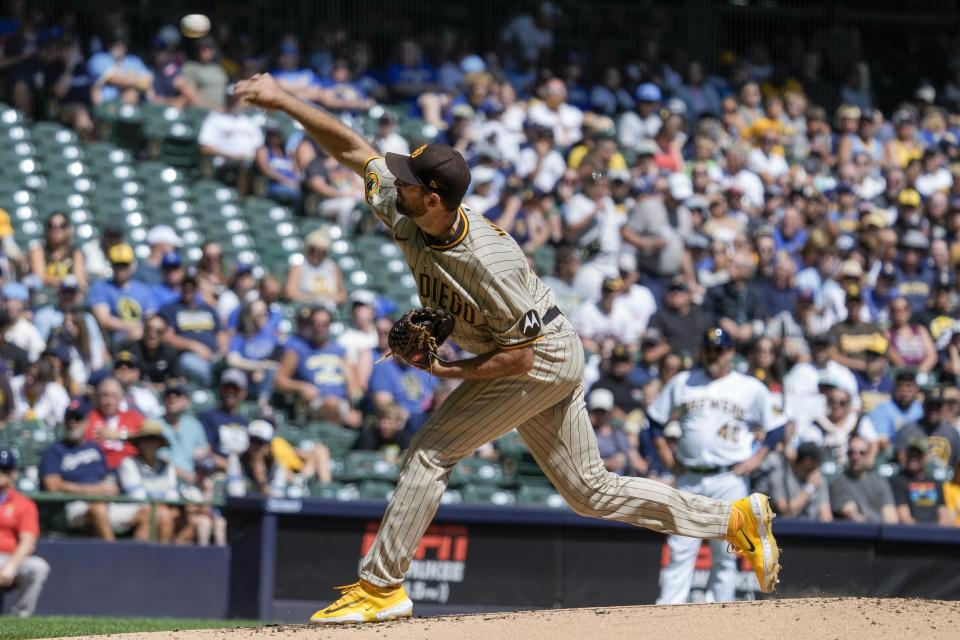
left=180, top=14, right=211, bottom=39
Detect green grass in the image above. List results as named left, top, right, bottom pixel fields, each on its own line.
left=0, top=616, right=263, bottom=640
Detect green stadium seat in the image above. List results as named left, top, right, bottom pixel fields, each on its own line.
left=516, top=484, right=567, bottom=509
left=305, top=421, right=359, bottom=455
left=345, top=451, right=401, bottom=482
left=449, top=458, right=504, bottom=487
left=461, top=485, right=516, bottom=506
left=358, top=480, right=395, bottom=501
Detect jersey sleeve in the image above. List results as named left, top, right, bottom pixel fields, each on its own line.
left=477, top=267, right=546, bottom=350
left=362, top=156, right=400, bottom=228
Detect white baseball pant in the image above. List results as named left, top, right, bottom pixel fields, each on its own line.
left=656, top=471, right=749, bottom=604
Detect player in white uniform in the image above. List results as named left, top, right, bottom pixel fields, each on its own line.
left=233, top=73, right=781, bottom=624
left=649, top=327, right=787, bottom=604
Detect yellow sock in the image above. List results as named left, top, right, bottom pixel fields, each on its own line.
left=726, top=507, right=743, bottom=537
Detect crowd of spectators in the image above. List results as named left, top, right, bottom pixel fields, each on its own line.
left=0, top=1, right=958, bottom=563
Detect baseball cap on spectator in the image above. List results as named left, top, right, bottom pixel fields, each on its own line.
left=460, top=54, right=485, bottom=74
left=668, top=276, right=689, bottom=292
left=636, top=83, right=662, bottom=103
left=892, top=109, right=916, bottom=125
left=666, top=98, right=687, bottom=115
left=235, top=262, right=255, bottom=276
left=897, top=189, right=922, bottom=208
left=878, top=262, right=898, bottom=280
left=795, top=442, right=822, bottom=463
left=385, top=143, right=472, bottom=206
left=641, top=327, right=664, bottom=346
left=685, top=233, right=710, bottom=250
left=0, top=448, right=16, bottom=471
left=834, top=182, right=855, bottom=196
left=130, top=420, right=170, bottom=446
left=164, top=378, right=189, bottom=396
left=161, top=252, right=182, bottom=269
left=60, top=274, right=80, bottom=291
left=248, top=419, right=275, bottom=442
left=450, top=104, right=475, bottom=120
left=863, top=211, right=888, bottom=229
left=895, top=369, right=917, bottom=384
left=601, top=277, right=625, bottom=294
left=350, top=289, right=377, bottom=307
left=181, top=267, right=199, bottom=286
left=115, top=349, right=140, bottom=369
left=635, top=139, right=658, bottom=157
left=0, top=209, right=13, bottom=237
left=146, top=224, right=183, bottom=248
left=108, top=243, right=135, bottom=265
left=608, top=168, right=631, bottom=183
left=836, top=235, right=856, bottom=254
left=838, top=259, right=863, bottom=279
left=587, top=388, right=615, bottom=412
left=685, top=195, right=709, bottom=212
left=42, top=343, right=71, bottom=366
left=899, top=229, right=929, bottom=250
left=668, top=173, right=693, bottom=201
left=923, top=386, right=945, bottom=407
left=907, top=436, right=930, bottom=454
left=306, top=227, right=332, bottom=251
left=220, top=368, right=248, bottom=391
left=810, top=333, right=835, bottom=348
left=2, top=281, right=29, bottom=302
left=64, top=398, right=91, bottom=421
left=610, top=344, right=632, bottom=363
left=471, top=165, right=498, bottom=185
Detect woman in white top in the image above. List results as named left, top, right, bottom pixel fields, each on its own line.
left=283, top=227, right=346, bottom=306
left=10, top=360, right=71, bottom=431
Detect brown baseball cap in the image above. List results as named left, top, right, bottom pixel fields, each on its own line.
left=385, top=143, right=471, bottom=205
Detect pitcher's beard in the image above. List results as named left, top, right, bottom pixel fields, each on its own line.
left=397, top=197, right=427, bottom=218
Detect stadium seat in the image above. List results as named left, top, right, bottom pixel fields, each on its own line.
left=461, top=485, right=517, bottom=506
left=358, top=480, right=395, bottom=501
left=305, top=421, right=359, bottom=455
left=344, top=451, right=401, bottom=482
left=516, top=484, right=567, bottom=509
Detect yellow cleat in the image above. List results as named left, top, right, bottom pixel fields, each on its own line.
left=727, top=493, right=781, bottom=593
left=309, top=580, right=413, bottom=624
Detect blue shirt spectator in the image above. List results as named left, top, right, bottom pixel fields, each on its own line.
left=865, top=372, right=924, bottom=442
left=88, top=244, right=156, bottom=342
left=197, top=370, right=250, bottom=458
left=40, top=440, right=108, bottom=485
left=86, top=35, right=151, bottom=104
left=368, top=359, right=437, bottom=430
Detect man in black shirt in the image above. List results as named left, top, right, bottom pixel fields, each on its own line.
left=647, top=278, right=709, bottom=358
left=592, top=344, right=644, bottom=417
left=890, top=437, right=951, bottom=526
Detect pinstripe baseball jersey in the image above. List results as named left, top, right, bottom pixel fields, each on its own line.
left=364, top=156, right=556, bottom=356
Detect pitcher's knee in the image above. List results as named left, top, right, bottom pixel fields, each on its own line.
left=558, top=471, right=619, bottom=518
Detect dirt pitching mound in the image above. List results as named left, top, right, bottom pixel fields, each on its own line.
left=62, top=597, right=958, bottom=640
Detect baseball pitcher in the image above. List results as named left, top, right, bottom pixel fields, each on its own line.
left=233, top=73, right=781, bottom=624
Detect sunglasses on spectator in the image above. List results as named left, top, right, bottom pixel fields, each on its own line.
left=848, top=448, right=869, bottom=456
left=829, top=398, right=849, bottom=406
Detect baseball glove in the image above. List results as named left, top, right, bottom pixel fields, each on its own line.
left=387, top=307, right=455, bottom=370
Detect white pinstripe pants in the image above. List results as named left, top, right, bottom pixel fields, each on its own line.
left=359, top=323, right=732, bottom=587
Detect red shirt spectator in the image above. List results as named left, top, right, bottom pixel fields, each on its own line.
left=0, top=489, right=39, bottom=554
left=86, top=377, right=144, bottom=469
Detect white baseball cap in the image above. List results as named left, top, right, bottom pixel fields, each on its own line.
left=248, top=419, right=275, bottom=442
left=668, top=173, right=693, bottom=201
left=588, top=388, right=615, bottom=412
left=349, top=289, right=377, bottom=307
left=146, top=224, right=183, bottom=247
